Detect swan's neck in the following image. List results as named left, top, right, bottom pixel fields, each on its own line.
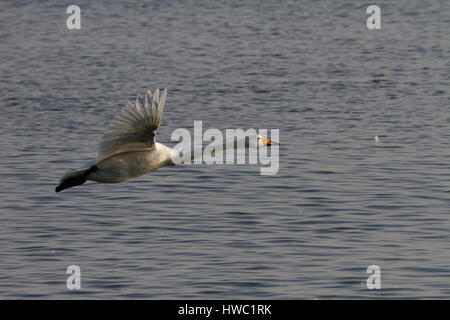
left=155, top=142, right=176, bottom=166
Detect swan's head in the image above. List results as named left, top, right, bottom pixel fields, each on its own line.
left=257, top=135, right=272, bottom=146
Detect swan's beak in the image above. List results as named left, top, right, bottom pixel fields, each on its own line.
left=259, top=136, right=272, bottom=145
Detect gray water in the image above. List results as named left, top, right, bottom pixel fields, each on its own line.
left=1, top=0, right=449, bottom=299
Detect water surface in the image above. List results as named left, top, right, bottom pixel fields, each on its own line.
left=1, top=0, right=449, bottom=299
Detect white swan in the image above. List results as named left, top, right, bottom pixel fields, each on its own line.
left=55, top=89, right=272, bottom=192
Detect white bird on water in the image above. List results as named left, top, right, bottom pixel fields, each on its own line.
left=374, top=135, right=380, bottom=143
left=55, top=89, right=272, bottom=192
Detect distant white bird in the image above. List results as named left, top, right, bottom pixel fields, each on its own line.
left=374, top=135, right=380, bottom=143
left=55, top=89, right=272, bottom=192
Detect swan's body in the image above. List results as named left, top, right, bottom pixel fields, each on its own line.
left=56, top=89, right=173, bottom=192
left=55, top=88, right=271, bottom=192
left=88, top=142, right=174, bottom=183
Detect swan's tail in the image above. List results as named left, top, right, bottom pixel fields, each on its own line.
left=55, top=166, right=98, bottom=193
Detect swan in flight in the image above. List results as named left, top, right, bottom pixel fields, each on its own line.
left=55, top=89, right=273, bottom=192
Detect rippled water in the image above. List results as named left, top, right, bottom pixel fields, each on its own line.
left=1, top=0, right=449, bottom=299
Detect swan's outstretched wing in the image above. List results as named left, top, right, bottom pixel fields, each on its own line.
left=98, top=89, right=167, bottom=159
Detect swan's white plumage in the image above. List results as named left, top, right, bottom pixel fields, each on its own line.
left=55, top=89, right=170, bottom=191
